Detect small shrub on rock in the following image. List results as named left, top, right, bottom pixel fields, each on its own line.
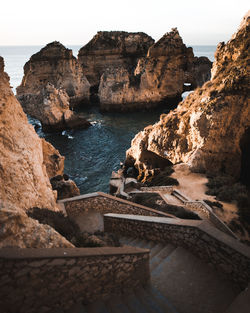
left=147, top=166, right=178, bottom=187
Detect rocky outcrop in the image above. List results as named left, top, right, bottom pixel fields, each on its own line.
left=50, top=175, right=80, bottom=200
left=0, top=202, right=73, bottom=248
left=16, top=42, right=91, bottom=132
left=0, top=57, right=75, bottom=248
left=17, top=41, right=90, bottom=105
left=98, top=28, right=212, bottom=111
left=0, top=56, right=59, bottom=210
left=125, top=13, right=250, bottom=181
left=42, top=139, right=65, bottom=178
left=18, top=82, right=90, bottom=132
left=78, top=31, right=154, bottom=88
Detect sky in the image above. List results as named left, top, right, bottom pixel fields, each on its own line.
left=0, top=0, right=249, bottom=46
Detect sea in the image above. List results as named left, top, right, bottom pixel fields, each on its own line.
left=0, top=45, right=216, bottom=194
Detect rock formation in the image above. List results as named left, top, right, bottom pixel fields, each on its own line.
left=0, top=56, right=74, bottom=248
left=0, top=202, right=73, bottom=248
left=98, top=28, right=212, bottom=111
left=78, top=31, right=154, bottom=88
left=42, top=139, right=65, bottom=178
left=50, top=175, right=80, bottom=200
left=0, top=56, right=60, bottom=210
left=16, top=42, right=91, bottom=132
left=125, top=13, right=250, bottom=181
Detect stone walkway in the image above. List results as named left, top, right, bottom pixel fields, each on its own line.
left=64, top=237, right=240, bottom=313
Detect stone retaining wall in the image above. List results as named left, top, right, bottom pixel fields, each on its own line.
left=104, top=214, right=250, bottom=289
left=185, top=201, right=238, bottom=239
left=0, top=246, right=149, bottom=313
left=59, top=192, right=174, bottom=219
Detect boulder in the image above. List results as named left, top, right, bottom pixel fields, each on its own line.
left=0, top=202, right=73, bottom=248
left=50, top=175, right=80, bottom=200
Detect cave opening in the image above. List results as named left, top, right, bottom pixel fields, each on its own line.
left=90, top=84, right=100, bottom=104
left=240, top=127, right=250, bottom=190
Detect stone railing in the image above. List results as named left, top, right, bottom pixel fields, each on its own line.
left=0, top=246, right=149, bottom=313
left=184, top=200, right=238, bottom=239
left=58, top=192, right=176, bottom=219
left=104, top=214, right=250, bottom=289
left=140, top=186, right=174, bottom=193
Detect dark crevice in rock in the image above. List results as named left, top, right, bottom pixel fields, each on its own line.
left=240, top=127, right=250, bottom=187
left=90, top=84, right=100, bottom=104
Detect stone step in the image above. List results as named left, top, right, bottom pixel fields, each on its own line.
left=150, top=243, right=165, bottom=259
left=151, top=247, right=239, bottom=313
left=85, top=300, right=110, bottom=313
left=132, top=239, right=149, bottom=248
left=64, top=302, right=88, bottom=313
left=150, top=244, right=176, bottom=271
left=105, top=295, right=131, bottom=313
left=119, top=237, right=131, bottom=245
left=162, top=193, right=183, bottom=206
left=129, top=238, right=143, bottom=246
left=145, top=285, right=179, bottom=313
left=225, top=284, right=250, bottom=313
left=123, top=238, right=155, bottom=250
left=123, top=292, right=152, bottom=313
left=130, top=239, right=150, bottom=249
left=135, top=286, right=177, bottom=313
left=65, top=237, right=239, bottom=313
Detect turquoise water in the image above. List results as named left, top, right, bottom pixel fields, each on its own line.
left=0, top=45, right=216, bottom=193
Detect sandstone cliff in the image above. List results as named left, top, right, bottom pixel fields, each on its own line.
left=0, top=56, right=60, bottom=210
left=99, top=28, right=212, bottom=111
left=0, top=56, right=73, bottom=248
left=126, top=13, right=250, bottom=181
left=78, top=31, right=154, bottom=88
left=16, top=42, right=91, bottom=132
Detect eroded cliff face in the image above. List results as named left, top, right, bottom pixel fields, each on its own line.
left=78, top=31, right=154, bottom=88
left=16, top=42, right=91, bottom=131
left=0, top=57, right=73, bottom=248
left=126, top=13, right=250, bottom=181
left=99, top=28, right=212, bottom=111
left=0, top=57, right=60, bottom=210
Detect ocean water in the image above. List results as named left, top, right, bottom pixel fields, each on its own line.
left=0, top=45, right=216, bottom=194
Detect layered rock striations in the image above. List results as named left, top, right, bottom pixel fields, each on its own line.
left=0, top=57, right=73, bottom=248
left=78, top=31, right=154, bottom=89
left=125, top=13, right=250, bottom=181
left=16, top=42, right=91, bottom=132
left=98, top=28, right=212, bottom=111
left=0, top=56, right=59, bottom=210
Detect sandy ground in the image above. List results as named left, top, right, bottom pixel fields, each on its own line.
left=171, top=163, right=239, bottom=224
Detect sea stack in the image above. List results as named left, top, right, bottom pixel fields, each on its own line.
left=78, top=31, right=154, bottom=97
left=98, top=28, right=212, bottom=111
left=125, top=13, right=250, bottom=181
left=16, top=41, right=91, bottom=132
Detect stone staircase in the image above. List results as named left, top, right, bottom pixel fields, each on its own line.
left=65, top=237, right=240, bottom=313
